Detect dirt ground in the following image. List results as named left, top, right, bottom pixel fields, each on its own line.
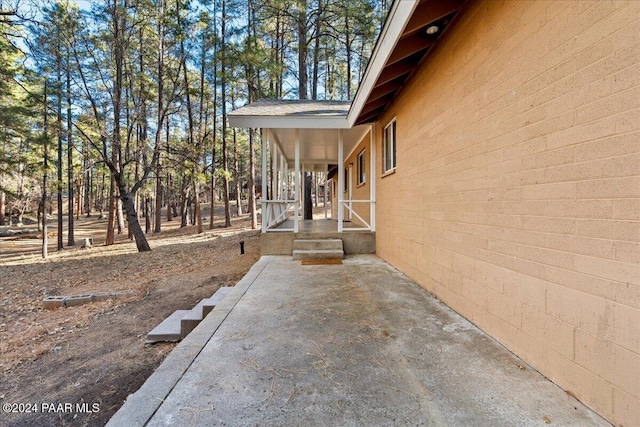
left=0, top=207, right=261, bottom=426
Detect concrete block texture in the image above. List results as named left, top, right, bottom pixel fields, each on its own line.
left=371, top=1, right=640, bottom=425
left=42, top=296, right=65, bottom=309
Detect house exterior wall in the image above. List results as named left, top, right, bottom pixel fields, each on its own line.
left=373, top=1, right=640, bottom=426
left=344, top=131, right=372, bottom=227
left=330, top=131, right=373, bottom=227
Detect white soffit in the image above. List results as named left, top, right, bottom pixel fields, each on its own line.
left=228, top=115, right=350, bottom=129
left=268, top=125, right=370, bottom=165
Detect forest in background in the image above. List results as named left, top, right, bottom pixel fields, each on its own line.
left=0, top=0, right=388, bottom=255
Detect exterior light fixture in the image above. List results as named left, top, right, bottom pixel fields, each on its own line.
left=426, top=25, right=439, bottom=35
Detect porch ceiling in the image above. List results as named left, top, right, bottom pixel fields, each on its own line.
left=229, top=99, right=370, bottom=168
left=270, top=127, right=369, bottom=170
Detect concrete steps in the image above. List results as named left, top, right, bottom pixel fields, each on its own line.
left=292, top=238, right=344, bottom=260
left=180, top=299, right=208, bottom=338
left=146, top=310, right=190, bottom=343
left=146, top=287, right=232, bottom=344
left=203, top=286, right=232, bottom=316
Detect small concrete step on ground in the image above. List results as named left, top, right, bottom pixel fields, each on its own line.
left=203, top=286, right=232, bottom=316
left=292, top=238, right=344, bottom=260
left=146, top=286, right=232, bottom=344
left=146, top=310, right=190, bottom=343
left=180, top=299, right=208, bottom=338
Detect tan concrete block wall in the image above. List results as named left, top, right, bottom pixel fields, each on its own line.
left=330, top=132, right=372, bottom=227
left=373, top=1, right=640, bottom=425
left=344, top=132, right=372, bottom=227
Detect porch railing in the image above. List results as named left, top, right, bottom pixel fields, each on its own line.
left=339, top=200, right=375, bottom=231
left=261, top=200, right=297, bottom=232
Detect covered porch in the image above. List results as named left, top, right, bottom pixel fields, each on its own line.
left=228, top=100, right=376, bottom=239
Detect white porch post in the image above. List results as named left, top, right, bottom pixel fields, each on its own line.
left=294, top=129, right=300, bottom=233
left=324, top=170, right=328, bottom=219
left=282, top=154, right=286, bottom=200
left=271, top=140, right=278, bottom=201
left=370, top=124, right=376, bottom=232
left=301, top=163, right=305, bottom=220
left=261, top=129, right=268, bottom=233
left=338, top=130, right=344, bottom=233
left=273, top=146, right=279, bottom=202
left=284, top=157, right=289, bottom=199
left=348, top=164, right=353, bottom=220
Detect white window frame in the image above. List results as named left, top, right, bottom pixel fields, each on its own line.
left=344, top=168, right=349, bottom=192
left=357, top=149, right=366, bottom=185
left=383, top=119, right=396, bottom=174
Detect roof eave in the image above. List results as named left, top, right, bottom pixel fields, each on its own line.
left=228, top=115, right=351, bottom=129
left=346, top=0, right=420, bottom=127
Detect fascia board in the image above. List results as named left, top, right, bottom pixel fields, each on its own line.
left=228, top=115, right=350, bottom=129
left=347, top=0, right=420, bottom=127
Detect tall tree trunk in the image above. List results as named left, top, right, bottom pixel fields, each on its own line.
left=177, top=0, right=201, bottom=232
left=66, top=49, right=75, bottom=246
left=297, top=0, right=308, bottom=100
left=113, top=1, right=125, bottom=238
left=311, top=0, right=322, bottom=100
left=84, top=143, right=91, bottom=217
left=193, top=180, right=203, bottom=233
left=0, top=190, right=5, bottom=225
left=42, top=80, right=49, bottom=259
left=167, top=173, right=173, bottom=222
left=56, top=48, right=63, bottom=250
left=76, top=179, right=81, bottom=219
left=304, top=172, right=312, bottom=219
left=180, top=178, right=189, bottom=227
left=109, top=0, right=151, bottom=251
left=154, top=2, right=165, bottom=233
left=116, top=197, right=125, bottom=233
left=145, top=196, right=151, bottom=234
left=209, top=144, right=215, bottom=229
left=345, top=10, right=352, bottom=100
left=132, top=134, right=140, bottom=239
left=221, top=0, right=231, bottom=227
left=117, top=176, right=150, bottom=251
left=209, top=25, right=217, bottom=230
left=106, top=175, right=117, bottom=245
left=166, top=122, right=172, bottom=223
left=196, top=16, right=208, bottom=234
left=245, top=2, right=257, bottom=230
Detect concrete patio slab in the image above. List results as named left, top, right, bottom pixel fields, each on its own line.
left=108, top=255, right=609, bottom=427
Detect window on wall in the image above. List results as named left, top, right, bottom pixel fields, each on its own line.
left=383, top=119, right=396, bottom=173
left=344, top=168, right=348, bottom=192
left=357, top=149, right=366, bottom=185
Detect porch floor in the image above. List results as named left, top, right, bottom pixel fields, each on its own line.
left=108, top=255, right=608, bottom=427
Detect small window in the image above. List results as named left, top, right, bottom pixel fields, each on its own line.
left=357, top=150, right=366, bottom=185
left=383, top=119, right=396, bottom=173
left=344, top=168, right=349, bottom=192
